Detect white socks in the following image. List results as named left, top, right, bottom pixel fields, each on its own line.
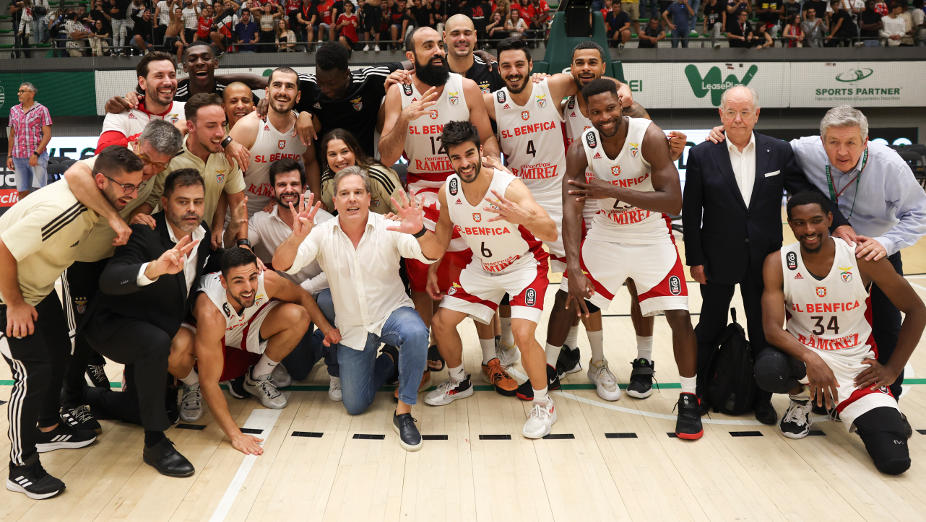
left=533, top=386, right=549, bottom=403
left=588, top=330, right=604, bottom=364
left=636, top=335, right=653, bottom=362
left=545, top=342, right=562, bottom=367
left=564, top=325, right=579, bottom=348
left=500, top=317, right=514, bottom=347
left=449, top=364, right=466, bottom=384
left=180, top=369, right=199, bottom=386
left=480, top=338, right=496, bottom=365
left=252, top=354, right=278, bottom=379
left=680, top=375, right=697, bottom=395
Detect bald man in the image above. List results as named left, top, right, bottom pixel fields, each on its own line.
left=222, top=82, right=256, bottom=130
left=443, top=14, right=504, bottom=94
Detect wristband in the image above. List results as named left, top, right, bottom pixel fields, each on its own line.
left=221, top=136, right=233, bottom=149
left=412, top=225, right=427, bottom=238
left=236, top=238, right=251, bottom=248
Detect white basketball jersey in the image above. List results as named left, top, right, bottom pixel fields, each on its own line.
left=563, top=95, right=597, bottom=225
left=446, top=169, right=544, bottom=274
left=101, top=101, right=186, bottom=139
left=582, top=118, right=670, bottom=244
left=494, top=79, right=565, bottom=199
left=782, top=238, right=874, bottom=357
left=243, top=118, right=306, bottom=216
left=200, top=270, right=273, bottom=350
left=400, top=73, right=470, bottom=252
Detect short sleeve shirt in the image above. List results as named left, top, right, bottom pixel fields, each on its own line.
left=8, top=102, right=52, bottom=159
left=165, top=139, right=245, bottom=224
left=0, top=180, right=100, bottom=305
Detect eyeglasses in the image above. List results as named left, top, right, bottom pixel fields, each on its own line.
left=101, top=173, right=140, bottom=195
left=137, top=151, right=170, bottom=172
left=17, top=89, right=33, bottom=94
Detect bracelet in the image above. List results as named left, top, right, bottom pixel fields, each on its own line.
left=236, top=238, right=251, bottom=248
left=412, top=225, right=427, bottom=238
left=221, top=136, right=233, bottom=149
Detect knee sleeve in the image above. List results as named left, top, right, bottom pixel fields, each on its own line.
left=753, top=349, right=804, bottom=394
left=585, top=301, right=600, bottom=314
left=854, top=407, right=911, bottom=476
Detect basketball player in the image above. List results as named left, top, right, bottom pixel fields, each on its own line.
left=189, top=247, right=339, bottom=455
left=229, top=67, right=320, bottom=216
left=424, top=121, right=559, bottom=438
left=554, top=41, right=687, bottom=401
left=486, top=37, right=629, bottom=402
left=760, top=191, right=925, bottom=475
left=97, top=52, right=185, bottom=153
left=379, top=26, right=500, bottom=354
left=563, top=79, right=702, bottom=440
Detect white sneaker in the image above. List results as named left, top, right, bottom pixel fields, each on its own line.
left=328, top=376, right=342, bottom=402
left=522, top=397, right=557, bottom=439
left=424, top=377, right=474, bottom=406
left=362, top=43, right=370, bottom=51
left=587, top=359, right=621, bottom=401
left=496, top=341, right=520, bottom=367
left=271, top=364, right=291, bottom=388
left=180, top=383, right=202, bottom=422
left=374, top=44, right=381, bottom=52
left=243, top=367, right=288, bottom=409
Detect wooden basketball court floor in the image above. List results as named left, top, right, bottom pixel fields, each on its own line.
left=5, top=229, right=926, bottom=521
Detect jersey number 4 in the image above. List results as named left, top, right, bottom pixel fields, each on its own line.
left=526, top=139, right=536, bottom=157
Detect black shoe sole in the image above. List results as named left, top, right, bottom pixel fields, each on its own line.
left=6, top=479, right=64, bottom=500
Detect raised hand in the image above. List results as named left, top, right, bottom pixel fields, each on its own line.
left=386, top=190, right=425, bottom=234
left=401, top=85, right=439, bottom=122
left=289, top=193, right=322, bottom=239
left=151, top=235, right=200, bottom=277
left=483, top=189, right=531, bottom=225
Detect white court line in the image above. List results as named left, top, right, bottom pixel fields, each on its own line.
left=209, top=408, right=282, bottom=522
left=909, top=281, right=926, bottom=293
left=556, top=390, right=766, bottom=426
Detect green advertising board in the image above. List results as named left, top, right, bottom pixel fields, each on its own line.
left=0, top=71, right=97, bottom=117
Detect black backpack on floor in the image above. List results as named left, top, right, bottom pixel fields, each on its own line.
left=706, top=308, right=757, bottom=415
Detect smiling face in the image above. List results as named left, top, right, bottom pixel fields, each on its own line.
left=499, top=48, right=531, bottom=94
left=325, top=138, right=357, bottom=173
left=570, top=49, right=607, bottom=89
left=447, top=140, right=482, bottom=184
left=788, top=202, right=832, bottom=254
left=266, top=69, right=300, bottom=115
left=408, top=28, right=449, bottom=87
left=586, top=91, right=623, bottom=138
left=221, top=263, right=261, bottom=310
left=184, top=45, right=218, bottom=90
left=272, top=169, right=304, bottom=208
left=443, top=16, right=476, bottom=59
left=139, top=59, right=177, bottom=109
left=222, top=83, right=255, bottom=128
left=188, top=104, right=227, bottom=153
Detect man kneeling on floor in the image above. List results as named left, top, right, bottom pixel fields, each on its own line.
left=190, top=247, right=339, bottom=454
left=273, top=167, right=444, bottom=452
left=760, top=191, right=926, bottom=475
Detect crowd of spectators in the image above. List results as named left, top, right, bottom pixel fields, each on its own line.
left=7, top=0, right=553, bottom=56
left=597, top=0, right=926, bottom=48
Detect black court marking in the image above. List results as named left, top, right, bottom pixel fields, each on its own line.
left=808, top=430, right=826, bottom=436
left=292, top=431, right=324, bottom=438
left=917, top=429, right=926, bottom=435
left=543, top=433, right=575, bottom=440
left=667, top=432, right=678, bottom=438
left=422, top=435, right=449, bottom=441
left=605, top=432, right=638, bottom=439
left=353, top=434, right=385, bottom=440
left=730, top=431, right=763, bottom=437
left=240, top=427, right=263, bottom=435
left=479, top=434, right=512, bottom=440
left=176, top=423, right=206, bottom=430
left=0, top=400, right=5, bottom=405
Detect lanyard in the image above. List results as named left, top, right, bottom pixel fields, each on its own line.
left=825, top=147, right=868, bottom=220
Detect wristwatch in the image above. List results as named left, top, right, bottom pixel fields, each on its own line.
left=221, top=136, right=233, bottom=149
left=236, top=238, right=251, bottom=248
left=413, top=225, right=427, bottom=238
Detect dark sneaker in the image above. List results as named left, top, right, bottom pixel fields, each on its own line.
left=393, top=412, right=422, bottom=451
left=675, top=393, right=704, bottom=440
left=7, top=461, right=65, bottom=500
left=424, top=376, right=474, bottom=406
left=555, top=345, right=582, bottom=378
left=754, top=400, right=778, bottom=426
left=143, top=438, right=195, bottom=477
left=35, top=424, right=97, bottom=453
left=86, top=364, right=110, bottom=388
left=222, top=375, right=249, bottom=400
left=780, top=399, right=813, bottom=439
left=59, top=404, right=102, bottom=434
left=516, top=365, right=561, bottom=401
left=626, top=358, right=655, bottom=399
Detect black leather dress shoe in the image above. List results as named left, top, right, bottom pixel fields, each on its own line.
left=393, top=412, right=422, bottom=452
left=143, top=438, right=195, bottom=477
left=754, top=401, right=778, bottom=425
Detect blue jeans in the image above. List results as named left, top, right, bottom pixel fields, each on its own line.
left=281, top=288, right=338, bottom=379
left=338, top=306, right=428, bottom=415
left=11, top=152, right=49, bottom=192
left=671, top=28, right=690, bottom=47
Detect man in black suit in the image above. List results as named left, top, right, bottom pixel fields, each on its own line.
left=82, top=168, right=213, bottom=477
left=682, top=85, right=851, bottom=424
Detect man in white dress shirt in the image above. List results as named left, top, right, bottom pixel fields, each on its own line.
left=273, top=166, right=445, bottom=452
